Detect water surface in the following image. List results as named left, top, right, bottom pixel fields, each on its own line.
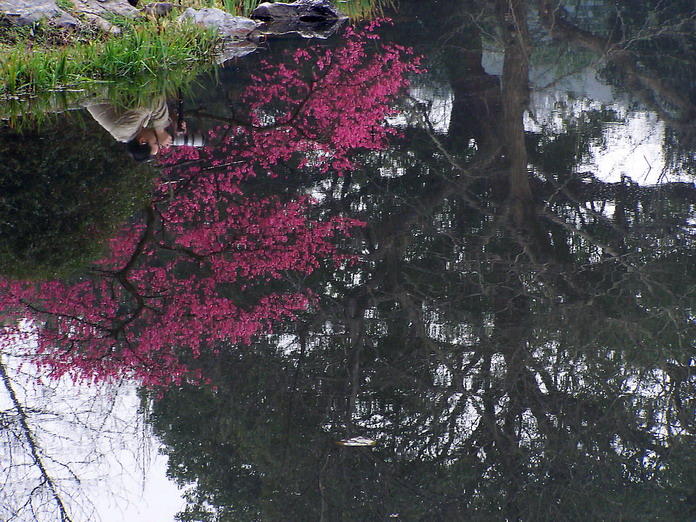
left=1, top=1, right=695, bottom=520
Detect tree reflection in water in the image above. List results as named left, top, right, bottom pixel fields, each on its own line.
left=150, top=3, right=696, bottom=520
left=2, top=1, right=696, bottom=520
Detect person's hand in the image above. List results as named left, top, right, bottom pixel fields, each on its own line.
left=160, top=134, right=173, bottom=148
left=156, top=128, right=173, bottom=149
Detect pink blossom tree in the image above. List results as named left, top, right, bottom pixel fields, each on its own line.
left=0, top=24, right=420, bottom=387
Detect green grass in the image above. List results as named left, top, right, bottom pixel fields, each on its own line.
left=0, top=18, right=218, bottom=100
left=187, top=0, right=260, bottom=15
left=56, top=0, right=75, bottom=13
left=0, top=0, right=391, bottom=123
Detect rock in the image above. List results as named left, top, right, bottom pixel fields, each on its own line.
left=255, top=16, right=345, bottom=39
left=250, top=0, right=346, bottom=39
left=0, top=0, right=79, bottom=28
left=0, top=0, right=138, bottom=31
left=179, top=7, right=258, bottom=40
left=76, top=0, right=139, bottom=33
left=178, top=8, right=262, bottom=64
left=215, top=39, right=260, bottom=64
left=251, top=0, right=344, bottom=22
left=77, top=0, right=138, bottom=18
left=82, top=11, right=120, bottom=34
left=140, top=2, right=174, bottom=17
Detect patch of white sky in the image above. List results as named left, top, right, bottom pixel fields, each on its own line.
left=385, top=77, right=454, bottom=138
left=526, top=88, right=668, bottom=185
left=407, top=82, right=455, bottom=134
left=277, top=332, right=299, bottom=355
left=389, top=51, right=690, bottom=231
left=0, top=332, right=184, bottom=522
left=482, top=49, right=686, bottom=186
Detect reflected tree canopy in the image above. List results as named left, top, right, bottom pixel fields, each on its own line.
left=0, top=116, right=154, bottom=279
left=150, top=1, right=696, bottom=520
left=1, top=0, right=695, bottom=520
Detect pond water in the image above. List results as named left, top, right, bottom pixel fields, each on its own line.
left=1, top=1, right=695, bottom=521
